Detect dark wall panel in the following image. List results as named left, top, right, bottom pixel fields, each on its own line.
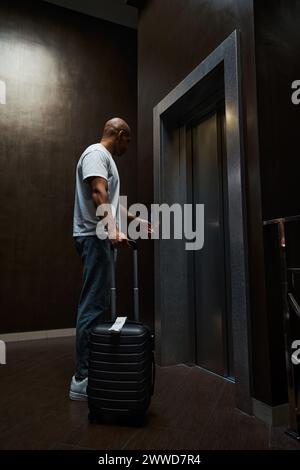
left=137, top=0, right=276, bottom=405
left=255, top=0, right=300, bottom=220
left=0, top=0, right=137, bottom=333
left=254, top=0, right=300, bottom=405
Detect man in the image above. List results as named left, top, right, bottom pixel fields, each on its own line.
left=70, top=117, right=150, bottom=401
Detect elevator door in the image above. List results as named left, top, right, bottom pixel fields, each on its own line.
left=187, top=109, right=233, bottom=378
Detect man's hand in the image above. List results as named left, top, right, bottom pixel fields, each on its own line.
left=109, top=228, right=129, bottom=247
left=136, top=217, right=154, bottom=235
left=120, top=205, right=155, bottom=235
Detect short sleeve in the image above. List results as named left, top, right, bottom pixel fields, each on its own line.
left=82, top=151, right=109, bottom=182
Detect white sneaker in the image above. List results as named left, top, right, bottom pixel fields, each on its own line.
left=69, top=375, right=88, bottom=401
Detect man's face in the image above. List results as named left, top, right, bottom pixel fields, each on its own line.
left=115, top=131, right=131, bottom=156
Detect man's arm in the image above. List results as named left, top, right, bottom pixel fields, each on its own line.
left=88, top=176, right=128, bottom=245
left=120, top=204, right=154, bottom=235
left=120, top=204, right=136, bottom=223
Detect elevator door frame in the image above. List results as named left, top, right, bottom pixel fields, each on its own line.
left=153, top=30, right=252, bottom=414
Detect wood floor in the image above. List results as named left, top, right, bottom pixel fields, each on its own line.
left=0, top=337, right=299, bottom=450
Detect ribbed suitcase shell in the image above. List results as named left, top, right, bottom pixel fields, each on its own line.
left=88, top=320, right=154, bottom=421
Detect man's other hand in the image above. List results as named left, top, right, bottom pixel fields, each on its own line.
left=109, top=229, right=129, bottom=247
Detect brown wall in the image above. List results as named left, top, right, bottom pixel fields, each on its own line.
left=137, top=0, right=279, bottom=406
left=0, top=0, right=137, bottom=333
left=255, top=0, right=300, bottom=220
left=254, top=0, right=300, bottom=405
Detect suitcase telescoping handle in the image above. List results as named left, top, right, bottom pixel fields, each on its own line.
left=110, top=239, right=139, bottom=322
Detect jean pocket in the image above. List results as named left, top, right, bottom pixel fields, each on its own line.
left=74, top=236, right=84, bottom=254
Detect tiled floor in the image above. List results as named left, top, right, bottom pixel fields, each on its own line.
left=0, top=337, right=299, bottom=450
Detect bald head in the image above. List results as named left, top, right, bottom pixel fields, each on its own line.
left=100, top=117, right=131, bottom=157
left=103, top=118, right=131, bottom=138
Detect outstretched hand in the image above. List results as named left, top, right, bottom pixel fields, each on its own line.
left=136, top=217, right=155, bottom=235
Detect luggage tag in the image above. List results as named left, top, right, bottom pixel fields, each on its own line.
left=109, top=316, right=127, bottom=334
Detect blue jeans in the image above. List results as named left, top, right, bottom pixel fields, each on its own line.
left=74, top=236, right=112, bottom=380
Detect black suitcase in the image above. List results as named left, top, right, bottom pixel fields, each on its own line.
left=87, top=240, right=155, bottom=425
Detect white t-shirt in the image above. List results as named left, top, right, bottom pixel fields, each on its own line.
left=73, top=143, right=120, bottom=237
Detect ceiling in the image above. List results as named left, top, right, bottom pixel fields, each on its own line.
left=42, top=0, right=138, bottom=29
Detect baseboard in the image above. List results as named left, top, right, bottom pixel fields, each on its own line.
left=0, top=328, right=76, bottom=343
left=252, top=398, right=289, bottom=426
